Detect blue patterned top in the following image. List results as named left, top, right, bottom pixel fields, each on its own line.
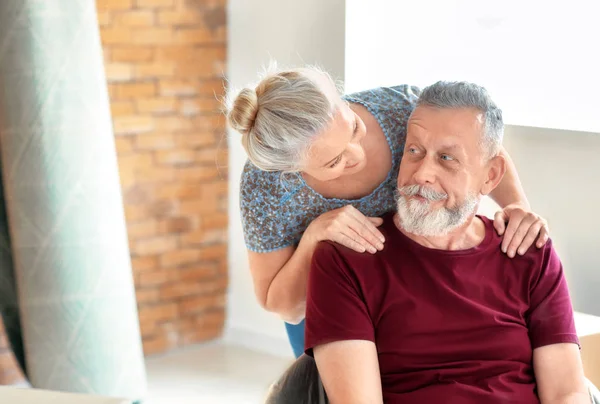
left=240, top=85, right=421, bottom=253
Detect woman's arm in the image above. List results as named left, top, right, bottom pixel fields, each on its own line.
left=489, top=147, right=549, bottom=257
left=248, top=205, right=385, bottom=323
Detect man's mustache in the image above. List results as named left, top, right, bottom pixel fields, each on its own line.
left=398, top=184, right=448, bottom=202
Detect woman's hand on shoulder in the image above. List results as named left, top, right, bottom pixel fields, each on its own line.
left=306, top=205, right=385, bottom=254
left=494, top=203, right=549, bottom=258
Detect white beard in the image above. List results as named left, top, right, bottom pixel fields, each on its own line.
left=396, top=185, right=478, bottom=237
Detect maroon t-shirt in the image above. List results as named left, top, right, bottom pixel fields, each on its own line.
left=305, top=212, right=579, bottom=404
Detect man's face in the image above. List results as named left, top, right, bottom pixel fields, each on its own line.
left=396, top=106, right=494, bottom=236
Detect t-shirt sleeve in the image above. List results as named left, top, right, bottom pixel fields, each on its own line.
left=526, top=240, right=579, bottom=349
left=239, top=164, right=296, bottom=253
left=304, top=242, right=375, bottom=356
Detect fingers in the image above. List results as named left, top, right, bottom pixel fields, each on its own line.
left=536, top=223, right=550, bottom=248
left=344, top=207, right=385, bottom=245
left=493, top=211, right=507, bottom=236
left=367, top=217, right=384, bottom=227
left=515, top=219, right=545, bottom=256
left=501, top=211, right=525, bottom=257
left=332, top=232, right=367, bottom=253
left=327, top=207, right=385, bottom=254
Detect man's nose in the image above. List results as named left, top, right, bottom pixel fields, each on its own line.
left=413, top=157, right=436, bottom=185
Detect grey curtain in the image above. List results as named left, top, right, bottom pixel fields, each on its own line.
left=0, top=1, right=147, bottom=401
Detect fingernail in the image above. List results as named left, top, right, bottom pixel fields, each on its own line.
left=508, top=250, right=515, bottom=258
left=369, top=247, right=377, bottom=254
left=377, top=243, right=384, bottom=250
left=379, top=236, right=385, bottom=243
left=502, top=246, right=507, bottom=253
left=359, top=246, right=366, bottom=253
left=518, top=248, right=525, bottom=255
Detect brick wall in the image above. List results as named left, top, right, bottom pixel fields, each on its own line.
left=0, top=0, right=228, bottom=384
left=98, top=0, right=228, bottom=355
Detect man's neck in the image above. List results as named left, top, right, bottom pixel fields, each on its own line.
left=393, top=213, right=487, bottom=251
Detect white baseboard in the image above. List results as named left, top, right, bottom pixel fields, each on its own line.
left=223, top=326, right=295, bottom=359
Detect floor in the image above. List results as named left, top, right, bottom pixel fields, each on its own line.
left=145, top=341, right=293, bottom=404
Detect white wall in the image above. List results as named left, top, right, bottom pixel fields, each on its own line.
left=502, top=126, right=600, bottom=315
left=226, top=0, right=346, bottom=357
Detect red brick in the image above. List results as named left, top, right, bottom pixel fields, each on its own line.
left=178, top=264, right=218, bottom=281
left=174, top=28, right=219, bottom=45
left=196, top=146, right=227, bottom=164
left=134, top=236, right=178, bottom=256
left=136, top=167, right=177, bottom=183
left=153, top=116, right=193, bottom=132
left=115, top=82, right=157, bottom=99
left=155, top=149, right=196, bottom=166
left=142, top=332, right=169, bottom=356
left=124, top=205, right=147, bottom=222
left=131, top=256, right=160, bottom=272
left=197, top=78, right=226, bottom=97
left=179, top=325, right=222, bottom=345
left=127, top=220, right=158, bottom=240
left=112, top=46, right=154, bottom=62
left=136, top=0, right=176, bottom=8
left=135, top=133, right=176, bottom=150
left=159, top=79, right=198, bottom=96
left=119, top=169, right=136, bottom=188
left=138, top=269, right=179, bottom=286
left=179, top=197, right=217, bottom=215
left=139, top=316, right=157, bottom=337
left=157, top=10, right=202, bottom=26
left=160, top=249, right=201, bottom=267
left=105, top=63, right=133, bottom=82
left=136, top=288, right=160, bottom=304
left=202, top=212, right=228, bottom=229
left=100, top=27, right=133, bottom=45
left=148, top=199, right=178, bottom=217
left=181, top=228, right=226, bottom=246
left=114, top=10, right=155, bottom=26
left=118, top=153, right=154, bottom=173
left=97, top=11, right=112, bottom=26
left=136, top=98, right=177, bottom=114
left=132, top=28, right=174, bottom=45
left=159, top=217, right=195, bottom=233
left=113, top=115, right=154, bottom=135
left=97, top=0, right=133, bottom=10
left=111, top=101, right=136, bottom=117
left=159, top=282, right=199, bottom=300
left=178, top=292, right=226, bottom=314
left=199, top=244, right=227, bottom=260
left=115, top=137, right=135, bottom=154
left=134, top=63, right=177, bottom=78
left=175, top=48, right=226, bottom=77
left=177, top=166, right=220, bottom=181
left=155, top=183, right=203, bottom=199
left=177, top=98, right=220, bottom=116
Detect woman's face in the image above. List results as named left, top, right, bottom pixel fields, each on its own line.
left=301, top=102, right=368, bottom=182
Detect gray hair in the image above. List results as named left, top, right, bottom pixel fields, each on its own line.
left=226, top=66, right=341, bottom=173
left=416, top=81, right=504, bottom=158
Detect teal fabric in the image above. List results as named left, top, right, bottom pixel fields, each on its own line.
left=0, top=160, right=27, bottom=375
left=0, top=2, right=147, bottom=400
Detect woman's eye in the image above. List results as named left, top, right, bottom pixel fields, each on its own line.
left=408, top=147, right=419, bottom=154
left=329, top=156, right=342, bottom=168
left=441, top=154, right=454, bottom=161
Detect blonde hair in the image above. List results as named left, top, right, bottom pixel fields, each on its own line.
left=226, top=65, right=341, bottom=173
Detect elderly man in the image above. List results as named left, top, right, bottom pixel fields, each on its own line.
left=303, top=82, right=589, bottom=403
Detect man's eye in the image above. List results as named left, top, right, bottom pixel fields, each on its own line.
left=441, top=154, right=454, bottom=161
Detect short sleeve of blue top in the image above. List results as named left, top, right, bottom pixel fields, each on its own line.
left=238, top=85, right=420, bottom=356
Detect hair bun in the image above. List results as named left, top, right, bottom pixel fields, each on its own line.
left=227, top=88, right=259, bottom=136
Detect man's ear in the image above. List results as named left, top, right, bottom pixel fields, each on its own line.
left=481, top=153, right=507, bottom=196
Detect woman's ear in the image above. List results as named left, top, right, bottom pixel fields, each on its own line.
left=481, top=153, right=507, bottom=196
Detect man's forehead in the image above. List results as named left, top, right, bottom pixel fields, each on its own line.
left=408, top=106, right=484, bottom=141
